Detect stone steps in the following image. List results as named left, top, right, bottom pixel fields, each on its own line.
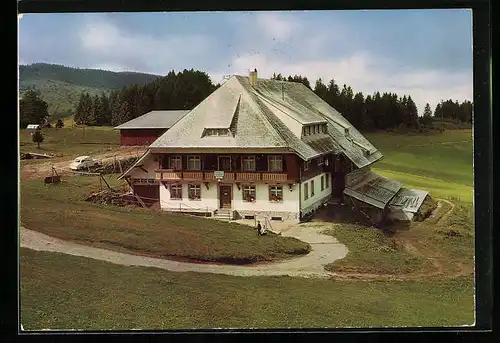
left=213, top=209, right=232, bottom=221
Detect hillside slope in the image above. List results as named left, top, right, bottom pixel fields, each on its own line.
left=19, top=63, right=161, bottom=121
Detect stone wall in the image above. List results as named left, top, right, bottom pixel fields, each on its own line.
left=233, top=210, right=299, bottom=222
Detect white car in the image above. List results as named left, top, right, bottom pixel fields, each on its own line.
left=69, top=156, right=101, bottom=170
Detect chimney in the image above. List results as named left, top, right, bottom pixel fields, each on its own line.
left=249, top=68, right=257, bottom=88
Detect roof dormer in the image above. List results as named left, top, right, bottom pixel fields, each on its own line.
left=202, top=128, right=231, bottom=137
left=301, top=122, right=328, bottom=138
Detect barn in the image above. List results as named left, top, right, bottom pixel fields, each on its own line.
left=115, top=110, right=190, bottom=147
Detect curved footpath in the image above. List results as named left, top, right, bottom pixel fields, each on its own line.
left=20, top=224, right=349, bottom=279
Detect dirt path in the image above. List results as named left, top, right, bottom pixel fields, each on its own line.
left=20, top=148, right=147, bottom=180
left=20, top=223, right=349, bottom=279
left=19, top=199, right=471, bottom=281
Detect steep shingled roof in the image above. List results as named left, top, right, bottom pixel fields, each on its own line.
left=114, top=110, right=190, bottom=130
left=149, top=75, right=382, bottom=167
left=343, top=168, right=404, bottom=209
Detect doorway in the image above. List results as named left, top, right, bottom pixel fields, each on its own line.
left=219, top=185, right=232, bottom=209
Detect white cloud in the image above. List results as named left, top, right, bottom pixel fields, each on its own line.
left=78, top=18, right=211, bottom=75
left=209, top=51, right=472, bottom=115
left=255, top=12, right=300, bottom=41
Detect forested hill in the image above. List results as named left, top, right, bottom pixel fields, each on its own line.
left=20, top=63, right=160, bottom=90
left=19, top=63, right=161, bottom=120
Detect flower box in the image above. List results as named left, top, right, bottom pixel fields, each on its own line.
left=269, top=195, right=283, bottom=202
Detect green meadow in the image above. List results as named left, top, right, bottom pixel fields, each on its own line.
left=20, top=129, right=475, bottom=330
left=365, top=130, right=473, bottom=203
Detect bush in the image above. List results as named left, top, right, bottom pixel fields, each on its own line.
left=32, top=129, right=44, bottom=148
left=414, top=196, right=438, bottom=222
left=55, top=119, right=64, bottom=128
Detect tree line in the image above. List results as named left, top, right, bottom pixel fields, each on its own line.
left=272, top=73, right=472, bottom=131
left=73, top=69, right=218, bottom=126
left=21, top=68, right=472, bottom=132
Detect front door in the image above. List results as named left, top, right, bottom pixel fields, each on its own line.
left=332, top=172, right=345, bottom=197
left=219, top=185, right=232, bottom=209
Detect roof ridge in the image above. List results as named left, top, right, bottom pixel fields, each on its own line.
left=233, top=76, right=287, bottom=147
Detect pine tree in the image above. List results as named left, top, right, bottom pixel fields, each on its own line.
left=423, top=103, right=432, bottom=117
left=406, top=96, right=419, bottom=128
left=313, top=78, right=328, bottom=101
left=92, top=94, right=101, bottom=126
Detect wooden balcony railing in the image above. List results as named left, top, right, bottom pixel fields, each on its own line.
left=155, top=169, right=290, bottom=182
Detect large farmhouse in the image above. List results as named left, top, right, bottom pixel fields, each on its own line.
left=119, top=70, right=427, bottom=223
left=115, top=110, right=190, bottom=146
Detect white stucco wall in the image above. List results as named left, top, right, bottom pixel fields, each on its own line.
left=300, top=172, right=332, bottom=213
left=128, top=154, right=158, bottom=179
left=158, top=180, right=300, bottom=218
left=159, top=182, right=218, bottom=212
left=232, top=183, right=299, bottom=214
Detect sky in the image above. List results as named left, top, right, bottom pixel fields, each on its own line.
left=18, top=10, right=473, bottom=114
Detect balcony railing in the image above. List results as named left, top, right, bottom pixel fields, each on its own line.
left=155, top=169, right=291, bottom=182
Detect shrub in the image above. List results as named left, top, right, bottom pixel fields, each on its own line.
left=32, top=129, right=44, bottom=148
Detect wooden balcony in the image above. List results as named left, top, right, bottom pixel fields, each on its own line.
left=155, top=169, right=291, bottom=183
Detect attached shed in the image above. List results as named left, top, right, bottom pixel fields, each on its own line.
left=343, top=167, right=404, bottom=224
left=115, top=110, right=190, bottom=147
left=387, top=188, right=429, bottom=221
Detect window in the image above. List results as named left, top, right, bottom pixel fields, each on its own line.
left=169, top=155, right=182, bottom=170
left=321, top=175, right=325, bottom=191
left=268, top=155, right=283, bottom=172
left=170, top=184, right=182, bottom=199
left=305, top=126, right=310, bottom=135
left=269, top=185, right=283, bottom=202
left=326, top=174, right=330, bottom=188
left=187, top=155, right=201, bottom=171
left=243, top=185, right=256, bottom=202
left=312, top=125, right=316, bottom=134
left=311, top=180, right=315, bottom=197
left=318, top=156, right=324, bottom=166
left=205, top=128, right=230, bottom=136
left=218, top=156, right=232, bottom=171
left=243, top=156, right=256, bottom=171
left=188, top=184, right=201, bottom=200
left=304, top=183, right=309, bottom=200
left=303, top=160, right=309, bottom=171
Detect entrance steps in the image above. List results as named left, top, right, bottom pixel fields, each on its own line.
left=213, top=209, right=232, bottom=221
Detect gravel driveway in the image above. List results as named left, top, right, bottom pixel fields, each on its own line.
left=20, top=222, right=348, bottom=279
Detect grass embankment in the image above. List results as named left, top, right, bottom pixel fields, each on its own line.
left=365, top=129, right=473, bottom=203
left=20, top=175, right=310, bottom=264
left=20, top=248, right=474, bottom=330
left=323, top=200, right=474, bottom=277
left=20, top=126, right=120, bottom=164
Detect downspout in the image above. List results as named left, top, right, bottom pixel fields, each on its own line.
left=298, top=158, right=302, bottom=221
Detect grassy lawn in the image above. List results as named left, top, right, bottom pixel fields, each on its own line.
left=20, top=248, right=474, bottom=330
left=323, top=224, right=431, bottom=274
left=20, top=126, right=120, bottom=163
left=19, top=129, right=475, bottom=329
left=20, top=175, right=310, bottom=264
left=323, top=201, right=474, bottom=276
left=365, top=130, right=473, bottom=203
